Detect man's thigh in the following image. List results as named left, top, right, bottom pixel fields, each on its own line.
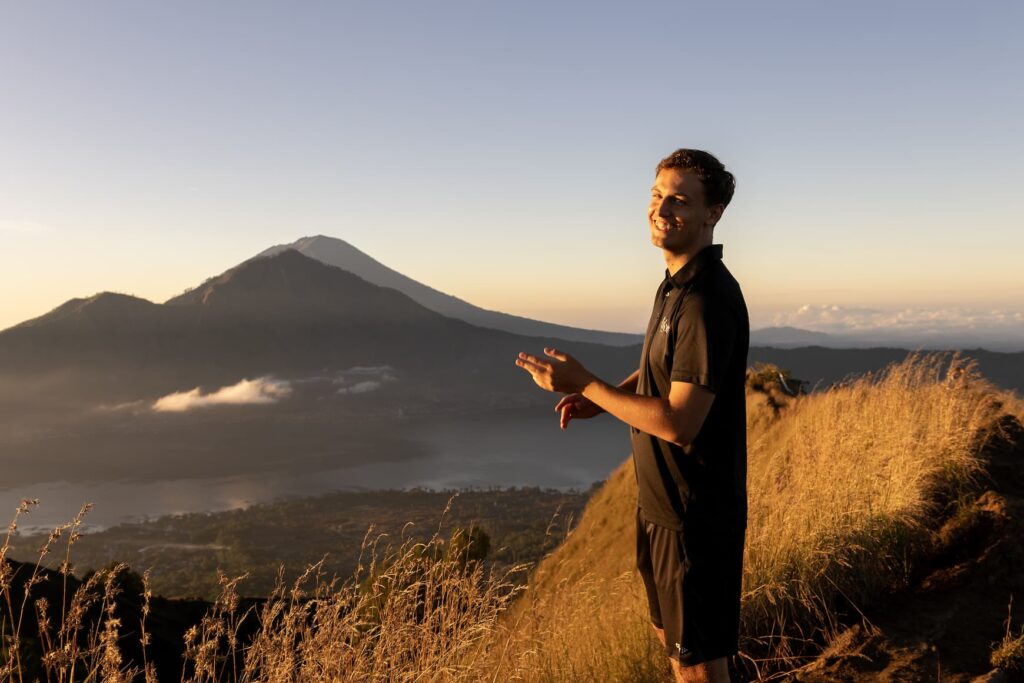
left=636, top=508, right=744, bottom=667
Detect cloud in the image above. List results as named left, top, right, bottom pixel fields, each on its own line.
left=153, top=377, right=292, bottom=412
left=94, top=400, right=148, bottom=414
left=772, top=305, right=1024, bottom=339
left=334, top=365, right=397, bottom=395
left=337, top=380, right=381, bottom=394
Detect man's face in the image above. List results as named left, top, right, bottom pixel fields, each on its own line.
left=647, top=168, right=722, bottom=255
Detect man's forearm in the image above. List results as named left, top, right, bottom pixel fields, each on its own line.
left=581, top=376, right=679, bottom=444
left=593, top=368, right=639, bottom=414
left=617, top=368, right=640, bottom=394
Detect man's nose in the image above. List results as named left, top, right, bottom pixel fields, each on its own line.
left=657, top=198, right=672, bottom=217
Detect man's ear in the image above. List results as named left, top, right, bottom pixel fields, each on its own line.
left=707, top=204, right=725, bottom=229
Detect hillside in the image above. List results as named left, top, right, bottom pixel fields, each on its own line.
left=490, top=356, right=1024, bottom=681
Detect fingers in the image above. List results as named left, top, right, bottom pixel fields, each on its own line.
left=554, top=393, right=580, bottom=412
left=544, top=346, right=569, bottom=362
left=514, top=356, right=545, bottom=375
left=560, top=403, right=573, bottom=430
left=516, top=352, right=550, bottom=371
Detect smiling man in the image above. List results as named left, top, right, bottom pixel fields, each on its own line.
left=515, top=149, right=748, bottom=683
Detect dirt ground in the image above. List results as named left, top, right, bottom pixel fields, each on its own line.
left=791, top=414, right=1024, bottom=683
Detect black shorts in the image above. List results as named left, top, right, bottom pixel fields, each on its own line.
left=635, top=507, right=744, bottom=666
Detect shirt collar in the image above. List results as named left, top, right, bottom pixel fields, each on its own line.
left=664, top=244, right=724, bottom=290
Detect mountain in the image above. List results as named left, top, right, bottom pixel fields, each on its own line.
left=14, top=292, right=168, bottom=330
left=0, top=249, right=641, bottom=488
left=0, top=249, right=638, bottom=403
left=751, top=326, right=834, bottom=347
left=166, top=248, right=441, bottom=324
left=752, top=325, right=1024, bottom=352
left=256, top=235, right=643, bottom=347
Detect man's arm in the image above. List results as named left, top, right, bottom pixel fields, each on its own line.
left=617, top=368, right=640, bottom=395
left=552, top=367, right=638, bottom=429
left=581, top=377, right=714, bottom=447
left=515, top=348, right=714, bottom=444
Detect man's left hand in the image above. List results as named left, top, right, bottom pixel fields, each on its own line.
left=515, top=347, right=595, bottom=394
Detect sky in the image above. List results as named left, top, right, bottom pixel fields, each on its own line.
left=2, top=1, right=1022, bottom=344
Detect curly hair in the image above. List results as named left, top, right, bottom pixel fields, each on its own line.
left=655, top=149, right=736, bottom=208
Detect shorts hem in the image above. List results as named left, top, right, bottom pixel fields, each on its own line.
left=668, top=645, right=738, bottom=667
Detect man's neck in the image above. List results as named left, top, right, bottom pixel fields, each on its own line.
left=663, top=241, right=713, bottom=277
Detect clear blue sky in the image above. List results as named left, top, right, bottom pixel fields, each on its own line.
left=2, top=1, right=1022, bottom=339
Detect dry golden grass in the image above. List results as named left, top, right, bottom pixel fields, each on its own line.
left=476, top=353, right=1004, bottom=681
left=991, top=600, right=1024, bottom=675
left=0, top=353, right=1012, bottom=682
left=997, top=388, right=1024, bottom=426
left=3, top=502, right=525, bottom=682
left=740, top=354, right=998, bottom=669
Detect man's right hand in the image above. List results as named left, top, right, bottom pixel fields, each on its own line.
left=554, top=393, right=603, bottom=430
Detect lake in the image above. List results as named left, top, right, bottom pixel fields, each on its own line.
left=1, top=411, right=631, bottom=531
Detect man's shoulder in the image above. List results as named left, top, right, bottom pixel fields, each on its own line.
left=696, top=259, right=744, bottom=297
left=681, top=263, right=746, bottom=315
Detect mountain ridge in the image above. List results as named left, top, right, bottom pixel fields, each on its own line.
left=257, top=235, right=644, bottom=346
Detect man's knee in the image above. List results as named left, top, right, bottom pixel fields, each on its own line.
left=669, top=655, right=730, bottom=683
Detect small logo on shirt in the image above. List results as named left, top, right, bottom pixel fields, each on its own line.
left=659, top=316, right=671, bottom=334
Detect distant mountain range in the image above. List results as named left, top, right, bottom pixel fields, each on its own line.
left=0, top=249, right=636, bottom=404
left=749, top=325, right=1024, bottom=352
left=3, top=236, right=1022, bottom=403
left=750, top=326, right=834, bottom=347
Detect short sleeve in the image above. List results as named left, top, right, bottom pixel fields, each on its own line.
left=669, top=292, right=737, bottom=393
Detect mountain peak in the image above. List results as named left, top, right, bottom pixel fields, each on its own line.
left=165, top=249, right=441, bottom=324
left=15, top=292, right=160, bottom=329
left=254, top=235, right=645, bottom=347
left=292, top=235, right=353, bottom=249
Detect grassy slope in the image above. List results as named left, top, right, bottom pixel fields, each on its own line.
left=483, top=354, right=1010, bottom=681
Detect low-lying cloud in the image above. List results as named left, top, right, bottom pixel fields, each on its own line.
left=773, top=305, right=1024, bottom=334
left=337, top=380, right=381, bottom=394
left=153, top=377, right=292, bottom=412
left=334, top=365, right=397, bottom=396
left=769, top=305, right=1024, bottom=348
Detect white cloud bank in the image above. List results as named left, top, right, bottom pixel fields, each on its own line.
left=769, top=305, right=1024, bottom=349
left=773, top=305, right=1024, bottom=334
left=153, top=377, right=292, bottom=412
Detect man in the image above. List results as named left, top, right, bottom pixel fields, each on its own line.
left=514, top=149, right=748, bottom=683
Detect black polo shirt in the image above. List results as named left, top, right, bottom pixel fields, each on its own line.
left=631, top=244, right=749, bottom=533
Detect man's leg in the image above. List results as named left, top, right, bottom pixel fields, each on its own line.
left=651, top=624, right=731, bottom=683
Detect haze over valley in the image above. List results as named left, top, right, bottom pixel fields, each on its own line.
left=2, top=236, right=1022, bottom=529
